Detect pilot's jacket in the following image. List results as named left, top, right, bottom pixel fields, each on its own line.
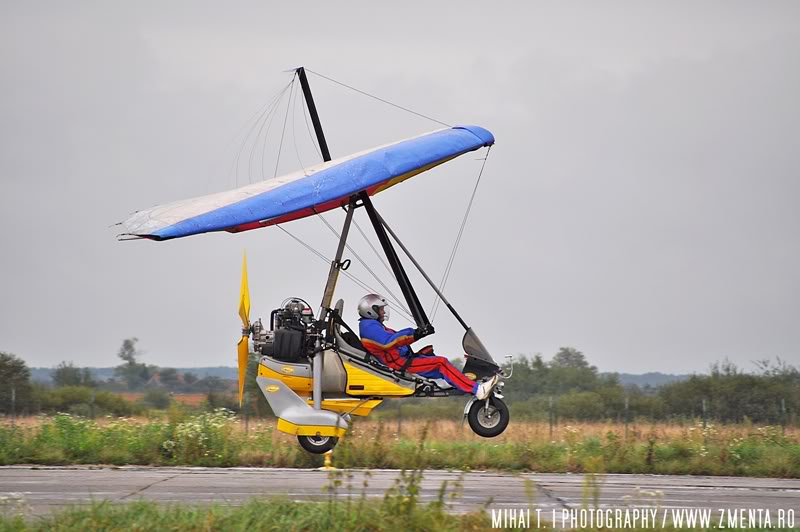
left=359, top=318, right=477, bottom=394
left=358, top=319, right=415, bottom=365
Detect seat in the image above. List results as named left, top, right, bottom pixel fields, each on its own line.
left=332, top=299, right=411, bottom=378
left=331, top=300, right=455, bottom=391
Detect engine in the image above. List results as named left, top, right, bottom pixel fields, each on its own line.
left=252, top=298, right=317, bottom=363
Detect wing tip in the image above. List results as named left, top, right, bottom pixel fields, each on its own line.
left=116, top=233, right=164, bottom=242
left=453, top=125, right=495, bottom=147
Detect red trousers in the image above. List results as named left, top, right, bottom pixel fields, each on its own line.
left=382, top=352, right=476, bottom=394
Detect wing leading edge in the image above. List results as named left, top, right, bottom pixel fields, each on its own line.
left=119, top=125, right=494, bottom=241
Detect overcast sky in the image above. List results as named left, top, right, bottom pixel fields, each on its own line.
left=1, top=2, right=798, bottom=373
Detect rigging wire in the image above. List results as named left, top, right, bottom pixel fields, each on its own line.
left=314, top=212, right=412, bottom=317
left=257, top=79, right=294, bottom=181
left=275, top=224, right=329, bottom=263
left=306, top=68, right=451, bottom=128
left=231, top=80, right=293, bottom=187
left=248, top=81, right=290, bottom=184
left=431, top=147, right=492, bottom=320
left=291, top=78, right=307, bottom=175
left=273, top=76, right=296, bottom=178
left=228, top=79, right=291, bottom=186
left=352, top=219, right=396, bottom=281
left=275, top=224, right=415, bottom=324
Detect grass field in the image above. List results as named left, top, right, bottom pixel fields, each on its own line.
left=1, top=411, right=798, bottom=476
left=2, top=499, right=797, bottom=532
left=0, top=494, right=797, bottom=532
left=116, top=392, right=208, bottom=407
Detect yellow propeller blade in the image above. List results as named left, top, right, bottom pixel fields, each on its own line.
left=238, top=251, right=250, bottom=330
left=237, top=251, right=251, bottom=407
left=237, top=336, right=249, bottom=407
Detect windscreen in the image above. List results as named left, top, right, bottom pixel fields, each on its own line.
left=462, top=328, right=496, bottom=365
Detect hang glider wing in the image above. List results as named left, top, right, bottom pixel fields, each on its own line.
left=118, top=126, right=494, bottom=241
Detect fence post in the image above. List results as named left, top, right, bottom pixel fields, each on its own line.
left=781, top=398, right=787, bottom=435
left=90, top=390, right=96, bottom=420
left=397, top=401, right=402, bottom=437
left=701, top=398, right=707, bottom=430
left=11, top=386, right=16, bottom=425
left=624, top=395, right=630, bottom=440
left=548, top=395, right=554, bottom=440
left=244, top=390, right=249, bottom=436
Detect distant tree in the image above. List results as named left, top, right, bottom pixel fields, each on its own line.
left=656, top=357, right=800, bottom=423
left=158, top=368, right=179, bottom=388
left=557, top=391, right=606, bottom=420
left=113, top=338, right=152, bottom=390
left=548, top=347, right=599, bottom=394
left=207, top=390, right=240, bottom=412
left=117, top=338, right=139, bottom=364
left=550, top=347, right=595, bottom=370
left=142, top=389, right=171, bottom=409
left=182, top=372, right=199, bottom=385
left=0, top=352, right=33, bottom=414
left=198, top=376, right=228, bottom=393
left=502, top=354, right=550, bottom=401
left=753, top=357, right=799, bottom=378
left=53, top=361, right=96, bottom=388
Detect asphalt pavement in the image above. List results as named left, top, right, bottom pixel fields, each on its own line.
left=1, top=466, right=798, bottom=524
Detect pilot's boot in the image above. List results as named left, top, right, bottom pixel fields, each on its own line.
left=475, top=374, right=500, bottom=400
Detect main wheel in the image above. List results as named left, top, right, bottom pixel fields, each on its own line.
left=297, top=435, right=339, bottom=454
left=467, top=396, right=510, bottom=438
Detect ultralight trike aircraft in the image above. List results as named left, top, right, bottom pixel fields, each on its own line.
left=118, top=67, right=511, bottom=454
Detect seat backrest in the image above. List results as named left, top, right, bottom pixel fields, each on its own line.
left=332, top=299, right=368, bottom=354
left=332, top=299, right=416, bottom=380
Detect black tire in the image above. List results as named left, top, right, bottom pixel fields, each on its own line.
left=467, top=396, right=510, bottom=438
left=297, top=435, right=339, bottom=454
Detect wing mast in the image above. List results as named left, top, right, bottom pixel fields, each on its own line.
left=298, top=67, right=492, bottom=366
left=296, top=66, right=431, bottom=329
left=296, top=67, right=331, bottom=162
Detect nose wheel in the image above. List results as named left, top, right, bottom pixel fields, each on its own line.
left=297, top=435, right=339, bottom=454
left=467, top=396, right=509, bottom=437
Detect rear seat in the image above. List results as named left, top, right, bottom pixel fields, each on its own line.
left=332, top=299, right=415, bottom=380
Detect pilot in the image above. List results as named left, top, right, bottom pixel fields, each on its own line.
left=357, top=293, right=498, bottom=399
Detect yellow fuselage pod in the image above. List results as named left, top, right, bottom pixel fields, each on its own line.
left=276, top=419, right=348, bottom=438
left=258, top=361, right=312, bottom=395
left=304, top=398, right=383, bottom=416
left=342, top=362, right=415, bottom=397
left=258, top=355, right=415, bottom=398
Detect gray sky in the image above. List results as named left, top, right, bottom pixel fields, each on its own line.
left=1, top=2, right=798, bottom=373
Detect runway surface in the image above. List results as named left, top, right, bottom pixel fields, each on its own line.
left=1, top=466, right=798, bottom=520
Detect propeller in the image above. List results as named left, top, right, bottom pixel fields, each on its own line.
left=237, top=251, right=251, bottom=407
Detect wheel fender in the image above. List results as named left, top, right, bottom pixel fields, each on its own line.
left=463, top=396, right=477, bottom=418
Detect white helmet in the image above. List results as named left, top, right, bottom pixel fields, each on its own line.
left=358, top=294, right=389, bottom=321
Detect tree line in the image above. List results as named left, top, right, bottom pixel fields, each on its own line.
left=501, top=348, right=798, bottom=424
left=1, top=343, right=798, bottom=424
left=0, top=338, right=233, bottom=417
